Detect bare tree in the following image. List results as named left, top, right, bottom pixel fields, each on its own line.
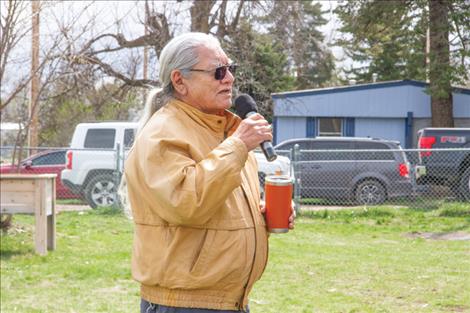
left=1, top=0, right=36, bottom=110
left=2, top=0, right=299, bottom=150
left=1, top=0, right=107, bottom=155
left=61, top=1, right=259, bottom=91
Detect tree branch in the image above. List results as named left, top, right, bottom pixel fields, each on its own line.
left=79, top=33, right=161, bottom=55
left=216, top=0, right=227, bottom=37
left=80, top=55, right=158, bottom=87
left=447, top=1, right=469, bottom=70
left=230, top=0, right=245, bottom=33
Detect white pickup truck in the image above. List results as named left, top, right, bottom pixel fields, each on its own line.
left=62, top=122, right=292, bottom=208
left=61, top=122, right=138, bottom=208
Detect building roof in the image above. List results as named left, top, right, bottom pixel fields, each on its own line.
left=271, top=79, right=470, bottom=98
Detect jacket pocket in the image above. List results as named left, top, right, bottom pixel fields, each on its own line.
left=188, top=229, right=253, bottom=290
left=190, top=229, right=216, bottom=276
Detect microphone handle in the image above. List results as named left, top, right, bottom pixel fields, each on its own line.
left=244, top=111, right=277, bottom=161
left=261, top=141, right=277, bottom=162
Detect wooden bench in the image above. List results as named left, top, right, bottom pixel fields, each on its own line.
left=1, top=174, right=56, bottom=255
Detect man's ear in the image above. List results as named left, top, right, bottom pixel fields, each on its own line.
left=170, top=70, right=187, bottom=96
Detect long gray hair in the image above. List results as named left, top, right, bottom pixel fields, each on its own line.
left=119, top=32, right=222, bottom=218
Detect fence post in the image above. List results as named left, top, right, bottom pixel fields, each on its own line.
left=114, top=143, right=121, bottom=207
left=293, top=144, right=301, bottom=214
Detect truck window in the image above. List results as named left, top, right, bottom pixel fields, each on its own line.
left=84, top=129, right=116, bottom=148
left=124, top=129, right=136, bottom=148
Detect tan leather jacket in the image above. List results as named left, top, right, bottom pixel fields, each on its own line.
left=124, top=99, right=268, bottom=311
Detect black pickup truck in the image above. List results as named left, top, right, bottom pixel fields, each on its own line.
left=416, top=128, right=470, bottom=200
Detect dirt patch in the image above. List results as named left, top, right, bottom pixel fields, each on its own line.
left=405, top=231, right=470, bottom=241
left=56, top=204, right=91, bottom=212
left=300, top=205, right=356, bottom=211
left=300, top=205, right=407, bottom=212
left=441, top=304, right=470, bottom=312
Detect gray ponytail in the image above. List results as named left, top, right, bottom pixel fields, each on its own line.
left=137, top=87, right=167, bottom=135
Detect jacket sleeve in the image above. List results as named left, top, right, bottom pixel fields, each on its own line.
left=137, top=135, right=248, bottom=226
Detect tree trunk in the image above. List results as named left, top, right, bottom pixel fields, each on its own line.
left=190, top=1, right=214, bottom=33
left=428, top=0, right=454, bottom=127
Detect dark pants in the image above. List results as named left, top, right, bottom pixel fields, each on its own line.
left=141, top=299, right=249, bottom=313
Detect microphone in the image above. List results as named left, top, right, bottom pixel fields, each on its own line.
left=234, top=94, right=277, bottom=162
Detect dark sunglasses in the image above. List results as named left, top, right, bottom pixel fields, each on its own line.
left=184, top=64, right=237, bottom=81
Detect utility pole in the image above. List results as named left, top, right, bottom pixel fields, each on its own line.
left=143, top=6, right=149, bottom=81
left=29, top=0, right=40, bottom=154
left=143, top=0, right=149, bottom=101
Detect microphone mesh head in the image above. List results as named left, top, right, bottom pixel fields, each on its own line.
left=234, top=94, right=258, bottom=119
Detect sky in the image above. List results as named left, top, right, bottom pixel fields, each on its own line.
left=317, top=1, right=352, bottom=73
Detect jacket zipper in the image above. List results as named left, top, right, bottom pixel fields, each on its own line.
left=238, top=171, right=258, bottom=311
left=224, top=129, right=258, bottom=311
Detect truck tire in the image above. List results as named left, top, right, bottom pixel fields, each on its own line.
left=459, top=167, right=470, bottom=201
left=355, top=179, right=386, bottom=205
left=84, top=173, right=118, bottom=209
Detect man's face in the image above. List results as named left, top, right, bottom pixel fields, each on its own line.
left=181, top=44, right=235, bottom=115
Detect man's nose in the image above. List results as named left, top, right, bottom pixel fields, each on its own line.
left=221, top=68, right=235, bottom=84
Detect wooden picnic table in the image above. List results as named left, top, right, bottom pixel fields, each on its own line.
left=1, top=174, right=56, bottom=255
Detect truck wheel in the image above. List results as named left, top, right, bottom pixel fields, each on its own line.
left=355, top=179, right=386, bottom=205
left=85, top=174, right=117, bottom=209
left=459, top=167, right=470, bottom=201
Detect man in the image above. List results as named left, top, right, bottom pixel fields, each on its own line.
left=123, top=32, right=294, bottom=313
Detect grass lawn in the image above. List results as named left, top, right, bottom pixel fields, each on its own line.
left=1, top=204, right=469, bottom=313
left=1, top=208, right=138, bottom=312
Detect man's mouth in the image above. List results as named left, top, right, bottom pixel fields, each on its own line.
left=219, top=89, right=232, bottom=95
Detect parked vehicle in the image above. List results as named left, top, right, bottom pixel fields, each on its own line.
left=416, top=127, right=470, bottom=200
left=0, top=150, right=80, bottom=199
left=61, top=122, right=138, bottom=208
left=274, top=137, right=412, bottom=204
left=253, top=150, right=292, bottom=196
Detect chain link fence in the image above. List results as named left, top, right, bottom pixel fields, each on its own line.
left=279, top=146, right=470, bottom=211
left=1, top=145, right=469, bottom=210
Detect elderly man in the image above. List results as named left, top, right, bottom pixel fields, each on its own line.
left=123, top=32, right=294, bottom=313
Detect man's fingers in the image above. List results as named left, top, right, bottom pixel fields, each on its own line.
left=233, top=114, right=272, bottom=151
left=259, top=200, right=266, bottom=214
left=259, top=125, right=272, bottom=132
left=246, top=114, right=270, bottom=127
left=246, top=113, right=264, bottom=120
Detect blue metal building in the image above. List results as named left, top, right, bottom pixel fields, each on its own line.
left=271, top=80, right=470, bottom=148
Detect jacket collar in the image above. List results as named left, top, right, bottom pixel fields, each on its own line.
left=169, top=99, right=241, bottom=135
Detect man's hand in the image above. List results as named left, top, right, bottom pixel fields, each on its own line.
left=259, top=200, right=296, bottom=230
left=232, top=114, right=272, bottom=151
